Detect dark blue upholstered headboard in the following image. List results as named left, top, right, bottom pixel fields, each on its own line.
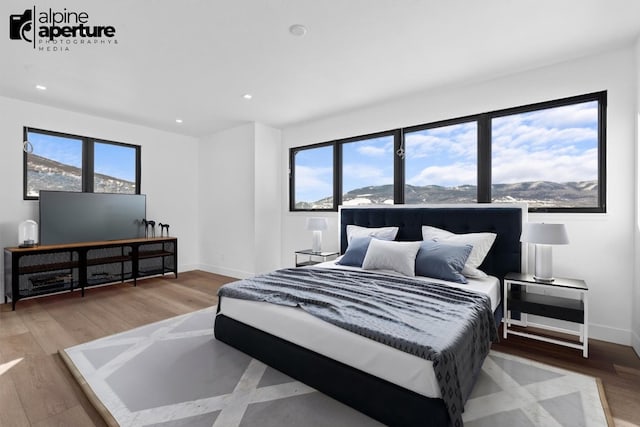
left=340, top=206, right=522, bottom=280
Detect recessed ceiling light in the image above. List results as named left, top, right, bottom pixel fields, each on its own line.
left=243, top=94, right=253, bottom=100
left=175, top=118, right=183, bottom=124
left=35, top=85, right=47, bottom=91
left=289, top=24, right=307, bottom=37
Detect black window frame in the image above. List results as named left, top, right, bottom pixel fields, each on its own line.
left=290, top=130, right=402, bottom=212
left=289, top=91, right=606, bottom=213
left=338, top=129, right=400, bottom=206
left=23, top=127, right=142, bottom=200
left=289, top=141, right=337, bottom=211
left=400, top=115, right=481, bottom=205
left=487, top=92, right=606, bottom=213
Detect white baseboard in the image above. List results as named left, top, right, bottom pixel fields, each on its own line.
left=588, top=322, right=631, bottom=346
left=197, top=264, right=251, bottom=280
left=632, top=329, right=640, bottom=358
left=525, top=315, right=631, bottom=346
left=178, top=264, right=199, bottom=272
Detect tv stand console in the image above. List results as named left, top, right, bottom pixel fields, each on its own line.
left=4, top=237, right=177, bottom=310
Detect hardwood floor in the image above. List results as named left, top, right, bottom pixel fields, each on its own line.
left=1, top=270, right=638, bottom=426
left=0, top=271, right=233, bottom=427
left=493, top=328, right=640, bottom=427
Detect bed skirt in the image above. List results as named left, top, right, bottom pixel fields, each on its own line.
left=214, top=314, right=450, bottom=427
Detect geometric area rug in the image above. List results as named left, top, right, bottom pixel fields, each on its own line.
left=60, top=307, right=611, bottom=427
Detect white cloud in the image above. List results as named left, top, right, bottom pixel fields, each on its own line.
left=407, top=162, right=476, bottom=187
left=526, top=102, right=597, bottom=128
left=295, top=165, right=332, bottom=201
left=405, top=123, right=476, bottom=160
left=491, top=102, right=598, bottom=183
left=353, top=137, right=394, bottom=157
left=343, top=163, right=392, bottom=188
left=357, top=145, right=387, bottom=156
left=493, top=102, right=597, bottom=133
left=493, top=147, right=597, bottom=183
left=493, top=125, right=596, bottom=152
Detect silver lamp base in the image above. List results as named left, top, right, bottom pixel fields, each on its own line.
left=533, top=244, right=554, bottom=282
left=311, top=230, right=322, bottom=253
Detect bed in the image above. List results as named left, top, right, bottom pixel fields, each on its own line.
left=214, top=205, right=523, bottom=427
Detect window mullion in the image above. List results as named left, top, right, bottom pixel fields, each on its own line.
left=84, top=139, right=94, bottom=192
left=136, top=146, right=142, bottom=194
left=597, top=93, right=607, bottom=212
left=23, top=127, right=30, bottom=199
left=477, top=114, right=491, bottom=203
left=335, top=142, right=342, bottom=210
left=394, top=130, right=404, bottom=204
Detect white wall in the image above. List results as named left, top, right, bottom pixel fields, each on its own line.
left=198, top=123, right=256, bottom=278
left=0, top=96, right=200, bottom=297
left=254, top=123, right=283, bottom=274
left=281, top=46, right=638, bottom=346
left=198, top=122, right=282, bottom=278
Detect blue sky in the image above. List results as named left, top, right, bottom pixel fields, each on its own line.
left=295, top=101, right=598, bottom=203
left=294, top=145, right=334, bottom=203
left=492, top=101, right=598, bottom=184
left=28, top=132, right=137, bottom=182
left=94, top=142, right=136, bottom=182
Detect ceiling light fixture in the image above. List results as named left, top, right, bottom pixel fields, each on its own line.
left=175, top=119, right=183, bottom=124
left=243, top=94, right=253, bottom=100
left=289, top=24, right=307, bottom=37
left=35, top=85, right=47, bottom=91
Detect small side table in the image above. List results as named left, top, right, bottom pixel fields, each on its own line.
left=503, top=272, right=589, bottom=358
left=295, top=250, right=339, bottom=267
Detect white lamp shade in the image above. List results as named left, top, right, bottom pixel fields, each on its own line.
left=520, top=223, right=569, bottom=245
left=306, top=217, right=328, bottom=231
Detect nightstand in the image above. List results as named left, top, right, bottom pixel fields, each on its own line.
left=295, top=249, right=339, bottom=267
left=503, top=272, right=588, bottom=358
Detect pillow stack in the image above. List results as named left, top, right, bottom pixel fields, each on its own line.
left=421, top=226, right=497, bottom=279
left=362, top=239, right=422, bottom=277
left=337, top=225, right=497, bottom=283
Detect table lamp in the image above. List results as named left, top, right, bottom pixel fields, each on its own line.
left=520, top=223, right=569, bottom=282
left=18, top=220, right=38, bottom=248
left=306, top=217, right=328, bottom=253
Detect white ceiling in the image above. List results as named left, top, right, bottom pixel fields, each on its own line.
left=3, top=0, right=640, bottom=137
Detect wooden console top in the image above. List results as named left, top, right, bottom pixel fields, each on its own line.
left=5, top=236, right=176, bottom=253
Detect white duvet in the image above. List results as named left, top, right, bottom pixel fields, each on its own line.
left=217, top=260, right=500, bottom=399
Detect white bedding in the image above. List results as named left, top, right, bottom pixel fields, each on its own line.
left=217, top=261, right=500, bottom=399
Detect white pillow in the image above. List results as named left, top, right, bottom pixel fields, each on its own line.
left=421, top=226, right=497, bottom=278
left=346, top=225, right=398, bottom=243
left=362, top=239, right=421, bottom=277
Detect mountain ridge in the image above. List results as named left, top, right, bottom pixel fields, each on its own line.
left=26, top=153, right=136, bottom=196
left=296, top=181, right=598, bottom=209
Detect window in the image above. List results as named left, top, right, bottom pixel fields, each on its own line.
left=24, top=129, right=83, bottom=198
left=289, top=91, right=606, bottom=213
left=404, top=121, right=477, bottom=204
left=94, top=141, right=138, bottom=194
left=24, top=127, right=141, bottom=199
left=341, top=133, right=395, bottom=206
left=290, top=143, right=334, bottom=210
left=491, top=100, right=601, bottom=210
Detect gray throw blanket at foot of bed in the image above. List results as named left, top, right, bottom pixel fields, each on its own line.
left=218, top=267, right=498, bottom=427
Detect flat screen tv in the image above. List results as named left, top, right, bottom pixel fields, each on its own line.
left=39, top=191, right=146, bottom=245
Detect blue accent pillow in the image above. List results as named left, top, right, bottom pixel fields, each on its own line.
left=415, top=240, right=473, bottom=283
left=337, top=236, right=372, bottom=267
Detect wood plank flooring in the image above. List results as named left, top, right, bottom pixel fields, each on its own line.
left=1, top=270, right=638, bottom=426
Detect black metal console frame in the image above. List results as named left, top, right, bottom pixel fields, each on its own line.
left=4, top=237, right=178, bottom=310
